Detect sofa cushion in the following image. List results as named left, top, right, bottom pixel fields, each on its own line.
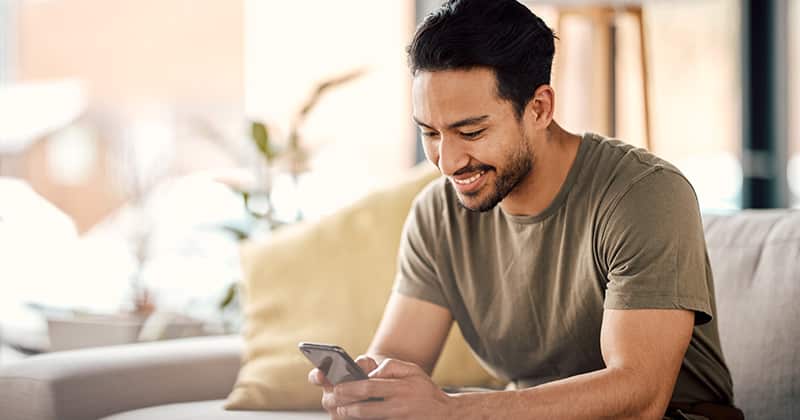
left=101, top=400, right=327, bottom=420
left=226, top=165, right=498, bottom=410
left=0, top=335, right=243, bottom=420
left=702, top=210, right=800, bottom=420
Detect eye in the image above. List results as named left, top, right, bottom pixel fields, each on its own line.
left=460, top=129, right=486, bottom=139
left=421, top=131, right=439, bottom=139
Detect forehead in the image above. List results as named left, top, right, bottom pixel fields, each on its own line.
left=412, top=68, right=507, bottom=125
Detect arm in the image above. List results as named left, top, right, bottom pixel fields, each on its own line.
left=333, top=308, right=692, bottom=420
left=366, top=292, right=453, bottom=375
left=448, top=308, right=694, bottom=419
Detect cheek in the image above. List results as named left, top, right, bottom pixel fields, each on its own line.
left=423, top=141, right=440, bottom=167
left=494, top=131, right=528, bottom=166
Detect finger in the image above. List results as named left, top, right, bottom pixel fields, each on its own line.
left=335, top=378, right=403, bottom=401
left=337, top=400, right=406, bottom=419
left=322, top=388, right=351, bottom=411
left=369, top=358, right=423, bottom=379
left=324, top=387, right=364, bottom=408
left=308, top=368, right=320, bottom=385
left=355, top=355, right=379, bottom=374
left=308, top=368, right=333, bottom=390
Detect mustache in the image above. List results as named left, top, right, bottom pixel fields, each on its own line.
left=453, top=164, right=493, bottom=177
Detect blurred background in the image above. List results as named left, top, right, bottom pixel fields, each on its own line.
left=0, top=0, right=798, bottom=360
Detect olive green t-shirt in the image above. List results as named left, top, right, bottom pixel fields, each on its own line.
left=394, top=133, right=734, bottom=404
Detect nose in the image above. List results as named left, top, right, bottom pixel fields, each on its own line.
left=437, top=135, right=470, bottom=177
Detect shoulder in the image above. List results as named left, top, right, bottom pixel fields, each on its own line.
left=580, top=134, right=698, bottom=218
left=606, top=167, right=699, bottom=220
left=597, top=167, right=704, bottom=261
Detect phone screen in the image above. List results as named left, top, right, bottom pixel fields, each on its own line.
left=299, top=342, right=368, bottom=385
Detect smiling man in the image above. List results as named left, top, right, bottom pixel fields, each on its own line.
left=309, top=1, right=742, bottom=419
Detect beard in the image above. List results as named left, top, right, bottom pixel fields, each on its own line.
left=456, top=138, right=534, bottom=213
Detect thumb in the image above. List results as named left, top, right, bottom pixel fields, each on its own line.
left=369, top=358, right=423, bottom=379
left=355, top=355, right=379, bottom=375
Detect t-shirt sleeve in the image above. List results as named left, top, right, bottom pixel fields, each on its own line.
left=599, top=169, right=713, bottom=325
left=392, top=190, right=449, bottom=309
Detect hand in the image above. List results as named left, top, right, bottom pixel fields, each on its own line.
left=330, top=358, right=454, bottom=420
left=308, top=355, right=379, bottom=419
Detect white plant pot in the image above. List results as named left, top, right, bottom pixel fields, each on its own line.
left=46, top=312, right=206, bottom=351
left=46, top=314, right=145, bottom=351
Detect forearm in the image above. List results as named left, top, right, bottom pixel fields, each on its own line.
left=450, top=367, right=667, bottom=420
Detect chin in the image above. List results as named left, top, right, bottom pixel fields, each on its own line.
left=457, top=190, right=501, bottom=213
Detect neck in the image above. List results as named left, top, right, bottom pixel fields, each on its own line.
left=499, top=122, right=582, bottom=217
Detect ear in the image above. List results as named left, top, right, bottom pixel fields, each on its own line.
left=525, top=85, right=555, bottom=129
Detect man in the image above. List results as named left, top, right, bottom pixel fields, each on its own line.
left=309, top=0, right=741, bottom=418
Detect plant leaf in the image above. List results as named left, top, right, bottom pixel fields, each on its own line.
left=219, top=282, right=238, bottom=310
left=251, top=121, right=278, bottom=161
left=297, top=68, right=367, bottom=119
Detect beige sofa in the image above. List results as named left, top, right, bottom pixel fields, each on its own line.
left=1, top=209, right=798, bottom=420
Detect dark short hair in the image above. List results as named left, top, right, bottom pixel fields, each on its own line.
left=407, top=0, right=556, bottom=118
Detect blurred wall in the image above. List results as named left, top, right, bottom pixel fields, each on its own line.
left=17, top=0, right=243, bottom=105
left=11, top=0, right=244, bottom=232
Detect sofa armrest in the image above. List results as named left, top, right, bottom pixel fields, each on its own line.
left=0, top=335, right=242, bottom=420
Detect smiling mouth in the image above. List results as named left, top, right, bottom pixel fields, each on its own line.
left=452, top=170, right=485, bottom=185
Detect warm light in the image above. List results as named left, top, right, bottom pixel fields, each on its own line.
left=0, top=79, right=87, bottom=153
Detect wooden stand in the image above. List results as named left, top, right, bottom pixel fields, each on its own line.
left=554, top=6, right=652, bottom=150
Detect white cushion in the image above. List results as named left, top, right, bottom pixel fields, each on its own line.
left=101, top=399, right=327, bottom=420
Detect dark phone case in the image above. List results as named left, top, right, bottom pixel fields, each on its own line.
left=299, top=342, right=369, bottom=385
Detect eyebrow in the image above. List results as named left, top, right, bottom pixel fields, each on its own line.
left=413, top=115, right=490, bottom=131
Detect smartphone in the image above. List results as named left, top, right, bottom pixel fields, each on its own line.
left=298, top=342, right=369, bottom=386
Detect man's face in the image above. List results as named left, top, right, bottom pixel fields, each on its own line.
left=412, top=68, right=534, bottom=212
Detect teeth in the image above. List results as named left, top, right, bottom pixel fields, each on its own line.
left=453, top=171, right=484, bottom=185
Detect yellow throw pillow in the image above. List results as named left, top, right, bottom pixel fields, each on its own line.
left=225, top=165, right=498, bottom=410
